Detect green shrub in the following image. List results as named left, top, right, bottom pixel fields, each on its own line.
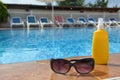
left=0, top=1, right=9, bottom=24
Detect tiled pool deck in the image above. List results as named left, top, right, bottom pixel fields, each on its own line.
left=0, top=53, right=120, bottom=80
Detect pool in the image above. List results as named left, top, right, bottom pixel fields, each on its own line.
left=0, top=27, right=120, bottom=64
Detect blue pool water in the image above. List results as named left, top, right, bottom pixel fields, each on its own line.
left=0, top=27, right=120, bottom=64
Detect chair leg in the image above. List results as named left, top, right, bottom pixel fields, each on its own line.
left=23, top=24, right=25, bottom=28
left=39, top=24, right=41, bottom=28
left=27, top=24, right=30, bottom=30
left=10, top=24, right=12, bottom=28
left=57, top=22, right=61, bottom=27
left=41, top=24, right=44, bottom=28
left=115, top=22, right=120, bottom=26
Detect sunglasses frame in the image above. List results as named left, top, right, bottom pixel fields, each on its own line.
left=50, top=58, right=95, bottom=74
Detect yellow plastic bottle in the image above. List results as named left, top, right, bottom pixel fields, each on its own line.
left=92, top=18, right=109, bottom=64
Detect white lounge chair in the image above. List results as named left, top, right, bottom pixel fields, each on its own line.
left=66, top=17, right=79, bottom=27
left=109, top=17, right=120, bottom=26
left=39, top=17, right=53, bottom=28
left=77, top=17, right=87, bottom=26
left=26, top=15, right=39, bottom=29
left=87, top=17, right=97, bottom=26
left=10, top=17, right=25, bottom=28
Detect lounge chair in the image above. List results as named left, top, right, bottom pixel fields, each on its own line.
left=55, top=16, right=68, bottom=27
left=26, top=15, right=39, bottom=29
left=87, top=17, right=97, bottom=26
left=100, top=19, right=109, bottom=27
left=77, top=17, right=87, bottom=26
left=108, top=17, right=120, bottom=26
left=66, top=17, right=79, bottom=27
left=10, top=17, right=25, bottom=28
left=39, top=17, right=53, bottom=28
left=55, top=15, right=65, bottom=27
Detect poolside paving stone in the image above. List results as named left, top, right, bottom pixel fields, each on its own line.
left=0, top=54, right=120, bottom=80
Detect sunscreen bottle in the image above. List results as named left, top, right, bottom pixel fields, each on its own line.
left=92, top=18, right=109, bottom=64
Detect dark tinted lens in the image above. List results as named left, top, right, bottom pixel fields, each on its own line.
left=75, top=58, right=94, bottom=74
left=51, top=59, right=70, bottom=74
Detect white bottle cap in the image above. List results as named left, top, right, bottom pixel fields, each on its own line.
left=97, top=18, right=104, bottom=30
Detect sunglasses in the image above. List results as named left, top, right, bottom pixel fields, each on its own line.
left=50, top=58, right=94, bottom=74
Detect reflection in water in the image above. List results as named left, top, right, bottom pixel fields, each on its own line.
left=40, top=28, right=44, bottom=34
